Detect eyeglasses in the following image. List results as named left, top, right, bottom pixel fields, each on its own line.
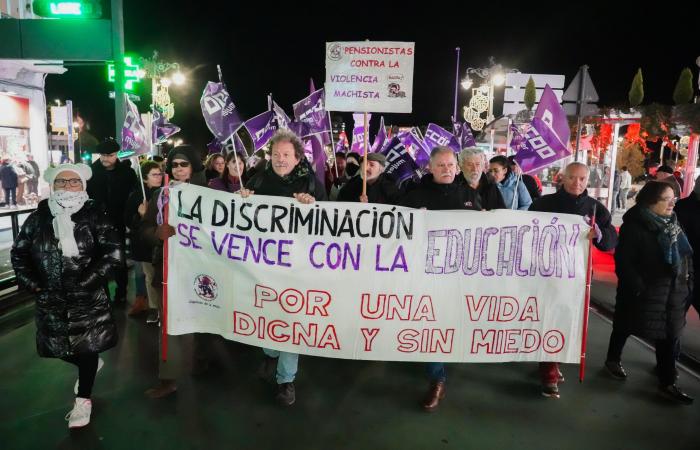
left=54, top=178, right=82, bottom=187
left=171, top=161, right=191, bottom=168
left=661, top=196, right=679, bottom=203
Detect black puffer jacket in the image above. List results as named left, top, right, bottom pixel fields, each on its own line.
left=401, top=174, right=480, bottom=211
left=11, top=199, right=123, bottom=358
left=614, top=205, right=692, bottom=340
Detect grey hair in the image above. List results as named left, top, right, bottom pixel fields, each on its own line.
left=564, top=162, right=590, bottom=175
left=458, top=146, right=485, bottom=166
left=429, top=146, right=457, bottom=163
left=268, top=129, right=305, bottom=160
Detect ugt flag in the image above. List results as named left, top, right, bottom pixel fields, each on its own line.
left=244, top=110, right=277, bottom=150
left=152, top=109, right=180, bottom=145
left=293, top=88, right=332, bottom=137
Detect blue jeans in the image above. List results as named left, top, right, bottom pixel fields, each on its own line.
left=427, top=362, right=446, bottom=382
left=133, top=261, right=147, bottom=297
left=262, top=349, right=298, bottom=384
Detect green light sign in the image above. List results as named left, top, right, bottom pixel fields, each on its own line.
left=108, top=57, right=144, bottom=91
left=32, top=1, right=103, bottom=18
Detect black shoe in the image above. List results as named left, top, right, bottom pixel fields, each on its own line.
left=257, top=356, right=278, bottom=384
left=659, top=384, right=694, bottom=405
left=541, top=383, right=560, bottom=399
left=146, top=310, right=160, bottom=324
left=605, top=360, right=627, bottom=380
left=276, top=382, right=295, bottom=406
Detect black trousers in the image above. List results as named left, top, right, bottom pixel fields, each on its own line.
left=62, top=353, right=99, bottom=398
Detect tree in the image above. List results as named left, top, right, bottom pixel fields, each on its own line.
left=629, top=68, right=644, bottom=108
left=524, top=76, right=536, bottom=111
left=672, top=67, right=694, bottom=105
left=617, top=140, right=645, bottom=179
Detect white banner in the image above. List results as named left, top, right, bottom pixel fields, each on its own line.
left=167, top=184, right=589, bottom=363
left=325, top=41, right=414, bottom=113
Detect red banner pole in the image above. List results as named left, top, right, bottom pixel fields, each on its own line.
left=579, top=206, right=597, bottom=382
left=161, top=175, right=170, bottom=361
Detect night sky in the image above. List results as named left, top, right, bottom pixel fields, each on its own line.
left=45, top=1, right=699, bottom=151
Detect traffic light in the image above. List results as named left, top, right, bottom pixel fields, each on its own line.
left=32, top=1, right=103, bottom=19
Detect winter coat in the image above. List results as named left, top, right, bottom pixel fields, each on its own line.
left=522, top=174, right=542, bottom=200
left=675, top=192, right=700, bottom=284
left=614, top=205, right=692, bottom=340
left=496, top=171, right=532, bottom=210
left=529, top=188, right=618, bottom=251
left=87, top=159, right=138, bottom=231
left=124, top=185, right=160, bottom=262
left=246, top=162, right=328, bottom=201
left=401, top=174, right=481, bottom=211
left=457, top=172, right=506, bottom=211
left=0, top=163, right=18, bottom=189
left=208, top=175, right=243, bottom=193
left=11, top=199, right=123, bottom=358
left=338, top=173, right=402, bottom=205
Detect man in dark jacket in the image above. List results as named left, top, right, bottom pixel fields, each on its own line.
left=86, top=138, right=138, bottom=304
left=240, top=130, right=326, bottom=407
left=675, top=174, right=700, bottom=316
left=400, top=146, right=495, bottom=412
left=338, top=152, right=401, bottom=204
left=0, top=159, right=18, bottom=207
left=457, top=147, right=505, bottom=210
left=529, top=162, right=618, bottom=398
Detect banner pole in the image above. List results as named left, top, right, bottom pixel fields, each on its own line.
left=161, top=174, right=170, bottom=361
left=362, top=112, right=368, bottom=197
left=328, top=111, right=338, bottom=178
left=579, top=203, right=597, bottom=382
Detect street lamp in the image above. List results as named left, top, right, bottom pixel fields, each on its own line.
left=460, top=57, right=518, bottom=130
left=139, top=51, right=185, bottom=121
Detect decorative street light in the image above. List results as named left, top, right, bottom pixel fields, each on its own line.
left=461, top=57, right=519, bottom=130
left=139, top=51, right=186, bottom=120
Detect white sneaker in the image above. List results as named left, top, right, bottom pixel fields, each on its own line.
left=65, top=397, right=92, bottom=428
left=74, top=357, right=104, bottom=395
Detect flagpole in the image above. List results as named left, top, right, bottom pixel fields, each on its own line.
left=362, top=112, right=369, bottom=197
left=579, top=204, right=597, bottom=382
left=453, top=47, right=461, bottom=123
left=161, top=174, right=170, bottom=361
left=133, top=156, right=147, bottom=201
left=328, top=111, right=338, bottom=178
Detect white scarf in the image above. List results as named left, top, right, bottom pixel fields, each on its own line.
left=48, top=190, right=89, bottom=257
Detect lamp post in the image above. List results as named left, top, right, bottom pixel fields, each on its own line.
left=138, top=51, right=185, bottom=153
left=460, top=57, right=518, bottom=130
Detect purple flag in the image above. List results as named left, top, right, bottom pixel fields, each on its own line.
left=452, top=120, right=477, bottom=148
left=512, top=123, right=569, bottom=174
left=151, top=110, right=180, bottom=145
left=351, top=112, right=371, bottom=154
left=244, top=110, right=277, bottom=150
left=293, top=89, right=332, bottom=137
left=335, top=130, right=349, bottom=154
left=371, top=116, right=387, bottom=153
left=308, top=134, right=327, bottom=190
left=272, top=101, right=292, bottom=130
left=381, top=137, right=419, bottom=183
left=200, top=81, right=243, bottom=142
left=423, top=123, right=460, bottom=153
left=398, top=128, right=430, bottom=168
left=207, top=138, right=224, bottom=155
left=233, top=133, right=247, bottom=156
left=534, top=84, right=571, bottom=148
left=513, top=85, right=571, bottom=174
left=119, top=95, right=149, bottom=157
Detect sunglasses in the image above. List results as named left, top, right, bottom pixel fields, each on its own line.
left=171, top=161, right=191, bottom=168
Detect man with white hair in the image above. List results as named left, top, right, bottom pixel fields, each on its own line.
left=458, top=147, right=505, bottom=210
left=530, top=162, right=618, bottom=398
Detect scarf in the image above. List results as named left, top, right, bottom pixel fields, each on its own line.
left=47, top=190, right=88, bottom=257
left=640, top=207, right=693, bottom=273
